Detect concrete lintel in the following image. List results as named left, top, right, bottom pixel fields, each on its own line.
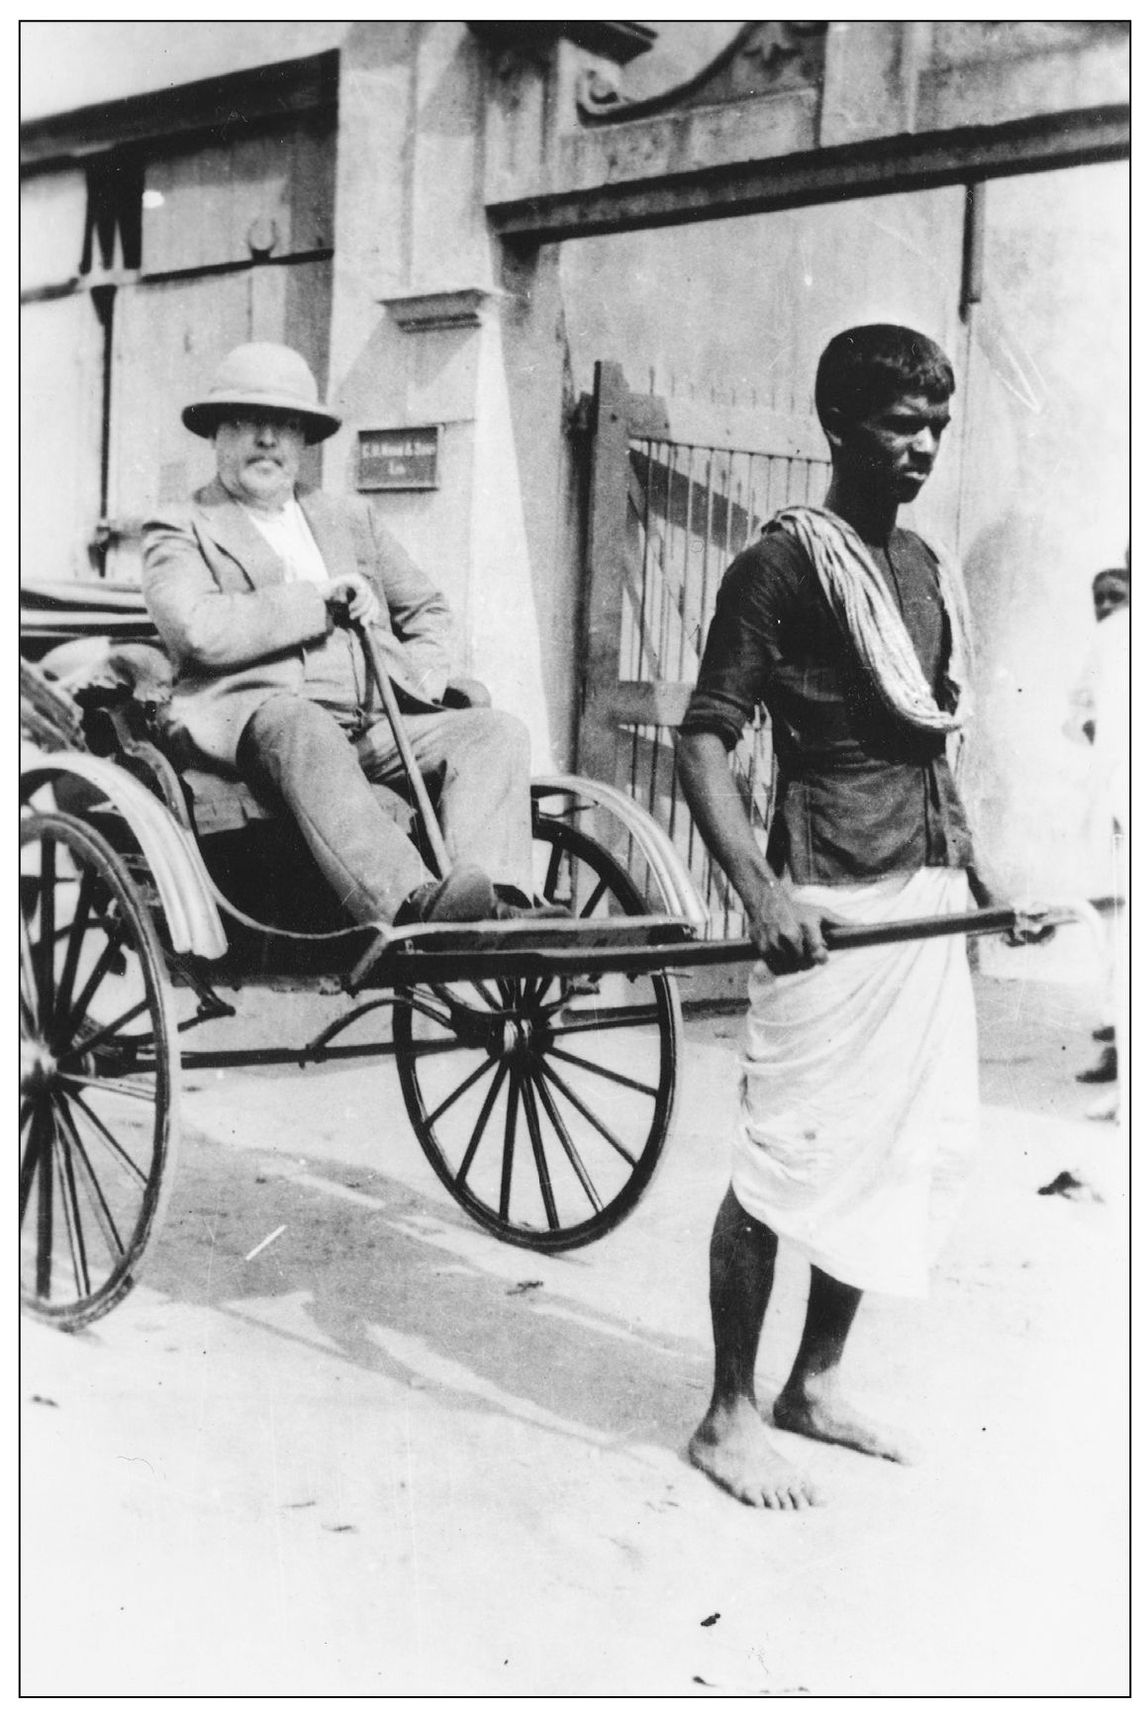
left=381, top=287, right=504, bottom=332
left=560, top=88, right=818, bottom=195
left=488, top=103, right=1129, bottom=246
left=20, top=49, right=340, bottom=168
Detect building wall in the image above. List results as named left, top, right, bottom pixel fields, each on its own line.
left=21, top=20, right=1128, bottom=895
left=557, top=161, right=1128, bottom=896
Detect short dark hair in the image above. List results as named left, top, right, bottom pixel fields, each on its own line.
left=1093, top=566, right=1130, bottom=588
left=815, top=324, right=955, bottom=428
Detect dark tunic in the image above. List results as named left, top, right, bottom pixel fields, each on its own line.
left=679, top=521, right=975, bottom=883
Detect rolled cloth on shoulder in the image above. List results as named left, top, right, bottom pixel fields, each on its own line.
left=730, top=867, right=980, bottom=1298
left=772, top=506, right=972, bottom=733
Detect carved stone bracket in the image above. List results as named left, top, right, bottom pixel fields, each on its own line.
left=576, top=21, right=828, bottom=124
left=380, top=287, right=502, bottom=332
left=468, top=22, right=656, bottom=66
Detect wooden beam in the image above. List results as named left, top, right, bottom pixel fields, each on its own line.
left=21, top=50, right=340, bottom=169
left=576, top=361, right=633, bottom=784
left=489, top=103, right=1129, bottom=246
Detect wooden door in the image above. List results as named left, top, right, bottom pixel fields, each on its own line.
left=103, top=116, right=335, bottom=580
left=104, top=257, right=333, bottom=580
left=20, top=167, right=105, bottom=580
left=20, top=104, right=335, bottom=584
left=20, top=294, right=107, bottom=581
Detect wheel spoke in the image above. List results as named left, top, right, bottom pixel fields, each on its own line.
left=498, top=1066, right=520, bottom=1221
left=518, top=1068, right=559, bottom=1230
left=404, top=999, right=462, bottom=1033
left=20, top=911, right=40, bottom=1021
left=423, top=1052, right=497, bottom=1129
left=546, top=1044, right=659, bottom=1097
left=52, top=1121, right=92, bottom=1301
left=456, top=1058, right=509, bottom=1187
left=543, top=838, right=563, bottom=903
left=20, top=1106, right=47, bottom=1223
left=429, top=983, right=498, bottom=1023
left=579, top=878, right=608, bottom=918
left=20, top=811, right=175, bottom=1326
left=35, top=1107, right=55, bottom=1299
left=534, top=1058, right=638, bottom=1166
left=66, top=1088, right=149, bottom=1189
left=59, top=1072, right=158, bottom=1103
left=35, top=837, right=57, bottom=1024
left=57, top=996, right=151, bottom=1063
left=57, top=931, right=129, bottom=1048
left=528, top=1064, right=603, bottom=1214
left=52, top=866, right=97, bottom=1032
left=530, top=976, right=559, bottom=1008
left=54, top=1096, right=126, bottom=1261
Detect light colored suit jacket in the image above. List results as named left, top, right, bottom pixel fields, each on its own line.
left=143, top=480, right=454, bottom=768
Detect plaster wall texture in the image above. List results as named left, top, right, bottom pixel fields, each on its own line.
left=324, top=23, right=557, bottom=762
left=557, top=162, right=1127, bottom=900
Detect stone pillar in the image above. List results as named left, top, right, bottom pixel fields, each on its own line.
left=323, top=20, right=561, bottom=765
left=820, top=21, right=927, bottom=144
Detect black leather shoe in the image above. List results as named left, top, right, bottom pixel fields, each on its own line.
left=394, top=865, right=499, bottom=926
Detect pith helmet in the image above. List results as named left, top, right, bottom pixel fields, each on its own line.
left=182, top=343, right=342, bottom=444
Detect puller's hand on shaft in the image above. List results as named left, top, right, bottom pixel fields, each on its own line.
left=747, top=875, right=845, bottom=975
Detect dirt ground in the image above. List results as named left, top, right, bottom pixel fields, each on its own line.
left=20, top=965, right=1128, bottom=1697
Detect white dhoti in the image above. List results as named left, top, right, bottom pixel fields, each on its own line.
left=731, top=867, right=979, bottom=1298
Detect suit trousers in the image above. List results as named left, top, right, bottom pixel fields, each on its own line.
left=237, top=693, right=534, bottom=925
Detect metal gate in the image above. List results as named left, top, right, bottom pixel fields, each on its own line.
left=578, top=360, right=830, bottom=937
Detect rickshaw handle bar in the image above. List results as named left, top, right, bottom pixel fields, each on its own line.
left=375, top=898, right=1116, bottom=985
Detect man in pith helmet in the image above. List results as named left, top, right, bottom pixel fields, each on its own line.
left=144, top=342, right=552, bottom=926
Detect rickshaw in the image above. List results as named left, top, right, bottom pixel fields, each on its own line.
left=20, top=579, right=1095, bottom=1331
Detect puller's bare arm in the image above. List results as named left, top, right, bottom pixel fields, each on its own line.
left=676, top=730, right=842, bottom=973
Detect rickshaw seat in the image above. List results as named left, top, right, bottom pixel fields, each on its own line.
left=180, top=766, right=416, bottom=838
left=34, top=632, right=418, bottom=839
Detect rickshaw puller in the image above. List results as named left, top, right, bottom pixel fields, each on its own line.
left=678, top=323, right=1046, bottom=1511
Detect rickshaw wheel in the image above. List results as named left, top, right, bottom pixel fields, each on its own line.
left=393, top=816, right=681, bottom=1251
left=20, top=810, right=180, bottom=1330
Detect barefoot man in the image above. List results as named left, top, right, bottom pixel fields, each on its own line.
left=677, top=324, right=1030, bottom=1508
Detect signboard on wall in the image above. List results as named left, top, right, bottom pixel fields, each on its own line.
left=356, top=426, right=440, bottom=491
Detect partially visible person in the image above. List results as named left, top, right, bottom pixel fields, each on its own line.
left=1066, top=559, right=1129, bottom=1102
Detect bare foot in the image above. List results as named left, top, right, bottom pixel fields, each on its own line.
left=772, top=1386, right=916, bottom=1464
left=688, top=1400, right=821, bottom=1509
